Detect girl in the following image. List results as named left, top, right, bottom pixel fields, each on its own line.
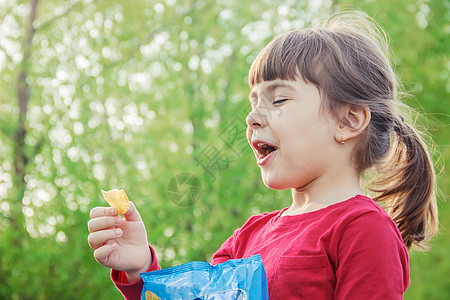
left=87, top=11, right=438, bottom=299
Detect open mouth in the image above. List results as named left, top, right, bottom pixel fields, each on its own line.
left=253, top=141, right=278, bottom=158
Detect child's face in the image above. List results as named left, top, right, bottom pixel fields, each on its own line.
left=246, top=77, right=341, bottom=190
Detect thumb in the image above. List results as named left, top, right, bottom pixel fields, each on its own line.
left=123, top=201, right=142, bottom=222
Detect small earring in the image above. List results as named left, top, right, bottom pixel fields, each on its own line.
left=340, top=134, right=345, bottom=145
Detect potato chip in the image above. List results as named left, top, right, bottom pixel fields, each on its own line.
left=145, top=291, right=161, bottom=300
left=101, top=189, right=130, bottom=215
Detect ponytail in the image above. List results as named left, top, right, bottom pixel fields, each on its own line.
left=370, top=118, right=438, bottom=250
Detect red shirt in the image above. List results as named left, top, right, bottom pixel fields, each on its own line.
left=112, top=195, right=409, bottom=299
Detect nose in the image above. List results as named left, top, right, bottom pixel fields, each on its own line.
left=246, top=107, right=266, bottom=130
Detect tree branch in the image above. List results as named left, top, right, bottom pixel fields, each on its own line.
left=10, top=0, right=40, bottom=237
left=22, top=0, right=39, bottom=63
left=0, top=43, right=13, bottom=63
left=32, top=136, right=46, bottom=158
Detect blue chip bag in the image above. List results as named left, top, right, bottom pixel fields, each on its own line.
left=141, top=254, right=269, bottom=300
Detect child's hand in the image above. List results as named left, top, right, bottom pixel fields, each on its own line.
left=87, top=201, right=152, bottom=282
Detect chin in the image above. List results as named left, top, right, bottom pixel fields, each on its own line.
left=262, top=175, right=291, bottom=190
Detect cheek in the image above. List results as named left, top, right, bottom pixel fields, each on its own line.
left=246, top=127, right=253, bottom=144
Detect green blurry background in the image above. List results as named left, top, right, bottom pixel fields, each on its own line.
left=0, top=0, right=448, bottom=299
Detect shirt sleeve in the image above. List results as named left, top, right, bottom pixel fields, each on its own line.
left=211, top=229, right=238, bottom=265
left=335, top=211, right=410, bottom=299
left=111, top=244, right=161, bottom=300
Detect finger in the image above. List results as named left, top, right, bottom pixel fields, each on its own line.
left=88, top=216, right=122, bottom=233
left=123, top=201, right=142, bottom=222
left=93, top=243, right=118, bottom=266
left=90, top=206, right=118, bottom=219
left=87, top=228, right=122, bottom=250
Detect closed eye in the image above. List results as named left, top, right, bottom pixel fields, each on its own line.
left=273, top=99, right=287, bottom=105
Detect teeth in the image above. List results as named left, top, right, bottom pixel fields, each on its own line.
left=256, top=142, right=278, bottom=149
left=255, top=142, right=278, bottom=155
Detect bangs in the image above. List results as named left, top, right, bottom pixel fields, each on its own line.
left=248, top=29, right=324, bottom=89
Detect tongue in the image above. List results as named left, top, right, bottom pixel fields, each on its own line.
left=265, top=147, right=276, bottom=155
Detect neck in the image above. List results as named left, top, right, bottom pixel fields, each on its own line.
left=286, top=167, right=363, bottom=216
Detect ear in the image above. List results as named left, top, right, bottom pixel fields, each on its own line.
left=334, top=105, right=371, bottom=144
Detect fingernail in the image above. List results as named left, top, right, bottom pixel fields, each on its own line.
left=109, top=208, right=116, bottom=215
left=114, top=218, right=122, bottom=225
left=114, top=229, right=121, bottom=235
left=111, top=243, right=118, bottom=249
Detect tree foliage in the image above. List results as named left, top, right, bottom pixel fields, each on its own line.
left=0, top=0, right=448, bottom=299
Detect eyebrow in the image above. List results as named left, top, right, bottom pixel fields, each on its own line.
left=249, top=82, right=296, bottom=99
left=266, top=82, right=296, bottom=92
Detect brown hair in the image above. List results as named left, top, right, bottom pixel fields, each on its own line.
left=248, top=11, right=438, bottom=250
